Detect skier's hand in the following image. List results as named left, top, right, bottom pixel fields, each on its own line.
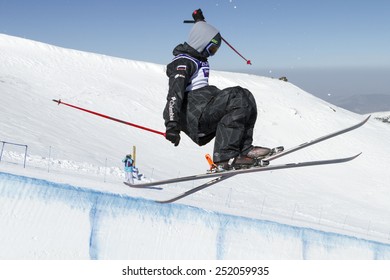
left=166, top=127, right=181, bottom=146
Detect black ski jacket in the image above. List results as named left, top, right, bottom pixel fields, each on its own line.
left=163, top=43, right=217, bottom=142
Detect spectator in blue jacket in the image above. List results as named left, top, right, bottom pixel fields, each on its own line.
left=122, top=154, right=134, bottom=184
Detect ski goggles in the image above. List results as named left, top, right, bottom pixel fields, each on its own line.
left=205, top=38, right=221, bottom=56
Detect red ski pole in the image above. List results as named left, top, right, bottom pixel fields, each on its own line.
left=52, top=99, right=166, bottom=137
left=185, top=9, right=252, bottom=65
left=221, top=37, right=252, bottom=65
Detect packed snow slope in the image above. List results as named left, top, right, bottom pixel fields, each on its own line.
left=1, top=34, right=390, bottom=257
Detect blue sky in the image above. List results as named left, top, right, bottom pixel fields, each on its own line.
left=1, top=0, right=389, bottom=100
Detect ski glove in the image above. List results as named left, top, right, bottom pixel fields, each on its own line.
left=165, top=127, right=181, bottom=146
left=192, top=9, right=205, bottom=22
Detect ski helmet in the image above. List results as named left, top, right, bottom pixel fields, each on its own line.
left=187, top=21, right=221, bottom=56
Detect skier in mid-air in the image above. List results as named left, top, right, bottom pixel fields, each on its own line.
left=163, top=9, right=271, bottom=170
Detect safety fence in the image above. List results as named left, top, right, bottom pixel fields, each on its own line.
left=0, top=141, right=28, bottom=168
left=0, top=140, right=127, bottom=184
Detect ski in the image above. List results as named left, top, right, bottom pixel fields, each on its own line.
left=264, top=115, right=370, bottom=162
left=153, top=154, right=361, bottom=203
left=124, top=116, right=370, bottom=203
left=125, top=116, right=369, bottom=189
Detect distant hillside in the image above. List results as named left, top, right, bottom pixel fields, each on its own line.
left=370, top=111, right=390, bottom=124
left=334, top=94, right=390, bottom=114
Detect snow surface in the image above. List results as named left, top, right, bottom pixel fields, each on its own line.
left=2, top=172, right=390, bottom=260
left=1, top=34, right=390, bottom=258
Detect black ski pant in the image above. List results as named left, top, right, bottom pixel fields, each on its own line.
left=181, top=85, right=257, bottom=162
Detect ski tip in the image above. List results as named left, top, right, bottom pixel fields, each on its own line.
left=340, top=152, right=363, bottom=162
left=350, top=115, right=371, bottom=130
left=155, top=198, right=176, bottom=204
left=353, top=152, right=362, bottom=158
left=124, top=181, right=163, bottom=190
left=123, top=181, right=137, bottom=187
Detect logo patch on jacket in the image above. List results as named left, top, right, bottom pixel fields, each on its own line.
left=176, top=65, right=187, bottom=71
